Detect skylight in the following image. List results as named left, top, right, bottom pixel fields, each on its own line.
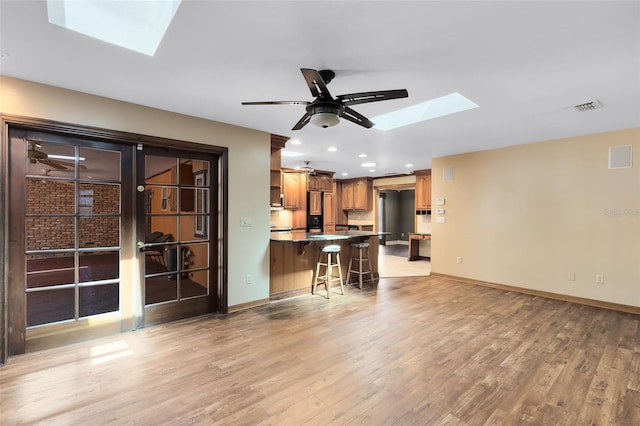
left=373, top=92, right=479, bottom=131
left=47, top=0, right=182, bottom=56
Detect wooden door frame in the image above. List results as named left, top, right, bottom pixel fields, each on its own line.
left=0, top=114, right=229, bottom=366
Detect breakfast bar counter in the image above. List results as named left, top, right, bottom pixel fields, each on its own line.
left=270, top=231, right=381, bottom=298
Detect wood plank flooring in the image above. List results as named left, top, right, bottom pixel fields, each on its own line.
left=1, top=276, right=639, bottom=425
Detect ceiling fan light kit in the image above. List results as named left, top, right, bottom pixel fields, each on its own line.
left=242, top=68, right=408, bottom=130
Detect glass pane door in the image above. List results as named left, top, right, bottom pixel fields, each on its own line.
left=25, top=139, right=122, bottom=327
left=141, top=149, right=214, bottom=324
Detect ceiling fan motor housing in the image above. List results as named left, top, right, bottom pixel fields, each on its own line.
left=307, top=102, right=344, bottom=128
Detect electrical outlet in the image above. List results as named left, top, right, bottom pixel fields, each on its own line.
left=456, top=256, right=462, bottom=264
left=568, top=272, right=575, bottom=281
left=595, top=274, right=604, bottom=284
left=245, top=274, right=252, bottom=284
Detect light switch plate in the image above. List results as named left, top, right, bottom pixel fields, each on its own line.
left=436, top=208, right=445, bottom=215
left=240, top=217, right=252, bottom=227
left=436, top=197, right=445, bottom=206
left=436, top=216, right=446, bottom=224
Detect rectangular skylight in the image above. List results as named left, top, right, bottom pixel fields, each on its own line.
left=47, top=0, right=182, bottom=56
left=373, top=92, right=479, bottom=131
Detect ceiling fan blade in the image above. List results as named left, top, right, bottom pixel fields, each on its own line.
left=242, top=101, right=309, bottom=106
left=301, top=68, right=333, bottom=100
left=40, top=158, right=68, bottom=170
left=292, top=112, right=311, bottom=130
left=340, top=106, right=374, bottom=128
left=336, top=89, right=408, bottom=106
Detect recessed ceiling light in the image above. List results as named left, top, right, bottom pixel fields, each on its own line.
left=47, top=0, right=182, bottom=56
left=290, top=139, right=302, bottom=145
left=358, top=153, right=367, bottom=158
left=373, top=92, right=479, bottom=131
left=361, top=162, right=376, bottom=167
left=341, top=172, right=348, bottom=176
left=328, top=147, right=337, bottom=152
left=405, top=163, right=413, bottom=167
left=369, top=169, right=376, bottom=172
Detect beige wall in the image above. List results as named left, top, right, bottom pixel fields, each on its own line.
left=431, top=128, right=640, bottom=307
left=0, top=76, right=271, bottom=308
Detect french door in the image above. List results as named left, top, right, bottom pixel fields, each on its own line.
left=5, top=125, right=220, bottom=356
left=137, top=146, right=217, bottom=326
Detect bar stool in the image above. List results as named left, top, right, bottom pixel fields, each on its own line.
left=346, top=242, right=375, bottom=289
left=312, top=244, right=344, bottom=299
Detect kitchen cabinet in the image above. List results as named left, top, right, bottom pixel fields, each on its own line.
left=339, top=178, right=373, bottom=211
left=308, top=174, right=333, bottom=192
left=324, top=191, right=336, bottom=230
left=270, top=135, right=287, bottom=206
left=282, top=172, right=301, bottom=209
left=414, top=169, right=431, bottom=210
left=309, top=191, right=322, bottom=215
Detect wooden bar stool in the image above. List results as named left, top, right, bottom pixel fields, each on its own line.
left=312, top=244, right=344, bottom=299
left=346, top=242, right=375, bottom=289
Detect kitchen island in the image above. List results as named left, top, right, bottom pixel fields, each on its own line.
left=270, top=230, right=381, bottom=298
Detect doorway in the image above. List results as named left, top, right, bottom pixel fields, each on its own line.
left=3, top=121, right=225, bottom=359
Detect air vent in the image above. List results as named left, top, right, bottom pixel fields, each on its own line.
left=574, top=100, right=603, bottom=112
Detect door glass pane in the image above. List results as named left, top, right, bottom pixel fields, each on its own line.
left=26, top=140, right=76, bottom=176
left=26, top=217, right=75, bottom=250
left=27, top=288, right=75, bottom=327
left=181, top=269, right=208, bottom=298
left=26, top=254, right=74, bottom=288
left=79, top=183, right=120, bottom=214
left=145, top=276, right=177, bottom=305
left=79, top=216, right=120, bottom=248
left=145, top=185, right=177, bottom=215
left=80, top=251, right=119, bottom=282
left=27, top=178, right=75, bottom=214
left=179, top=215, right=208, bottom=242
left=79, top=283, right=119, bottom=317
left=79, top=147, right=120, bottom=181
left=146, top=156, right=178, bottom=184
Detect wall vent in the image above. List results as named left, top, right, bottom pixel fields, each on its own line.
left=609, top=145, right=632, bottom=169
left=574, top=100, right=603, bottom=112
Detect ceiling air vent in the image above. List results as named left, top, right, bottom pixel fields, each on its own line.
left=574, top=100, right=603, bottom=112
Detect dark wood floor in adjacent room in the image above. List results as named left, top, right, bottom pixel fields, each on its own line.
left=1, top=276, right=639, bottom=425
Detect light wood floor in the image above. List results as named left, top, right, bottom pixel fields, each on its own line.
left=1, top=276, right=639, bottom=425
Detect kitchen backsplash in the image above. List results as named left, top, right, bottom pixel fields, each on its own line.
left=270, top=209, right=292, bottom=228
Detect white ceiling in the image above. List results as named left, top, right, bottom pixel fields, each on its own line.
left=1, top=1, right=639, bottom=178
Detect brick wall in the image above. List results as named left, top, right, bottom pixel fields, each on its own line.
left=26, top=179, right=120, bottom=250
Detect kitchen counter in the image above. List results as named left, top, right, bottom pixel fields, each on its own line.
left=270, top=230, right=383, bottom=243
left=270, top=231, right=383, bottom=298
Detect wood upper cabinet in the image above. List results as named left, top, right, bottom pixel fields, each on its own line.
left=341, top=181, right=354, bottom=210
left=270, top=134, right=287, bottom=205
left=309, top=191, right=322, bottom=215
left=307, top=174, right=333, bottom=192
left=414, top=170, right=432, bottom=210
left=282, top=172, right=300, bottom=209
left=339, top=178, right=372, bottom=211
left=353, top=179, right=372, bottom=210
left=324, top=191, right=336, bottom=227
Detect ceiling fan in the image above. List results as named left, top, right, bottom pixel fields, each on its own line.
left=242, top=68, right=408, bottom=130
left=27, top=139, right=86, bottom=171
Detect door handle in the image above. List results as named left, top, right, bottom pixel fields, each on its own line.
left=137, top=241, right=149, bottom=250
